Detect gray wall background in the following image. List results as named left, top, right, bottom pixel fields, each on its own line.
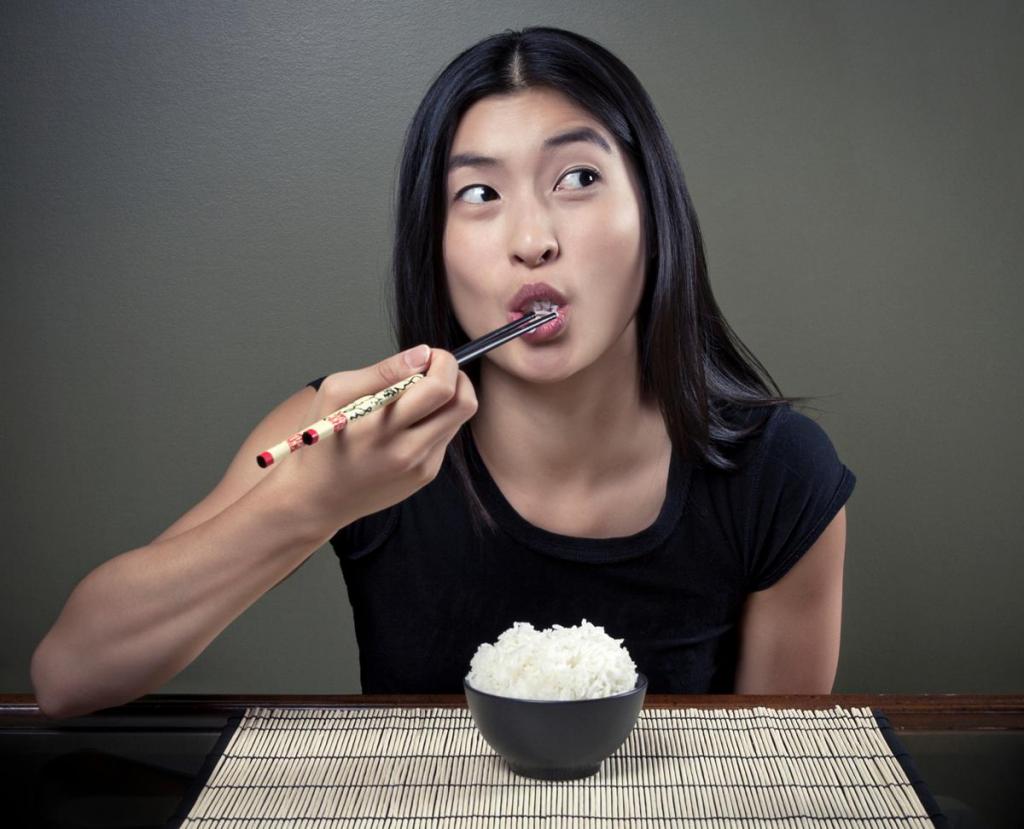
left=3, top=1, right=1021, bottom=696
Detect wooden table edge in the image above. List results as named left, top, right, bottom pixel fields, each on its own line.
left=2, top=693, right=1023, bottom=730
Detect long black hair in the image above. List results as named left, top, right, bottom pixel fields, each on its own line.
left=388, top=26, right=818, bottom=538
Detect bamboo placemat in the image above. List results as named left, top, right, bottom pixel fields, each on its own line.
left=172, top=705, right=947, bottom=827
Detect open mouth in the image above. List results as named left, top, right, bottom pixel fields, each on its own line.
left=507, top=299, right=570, bottom=342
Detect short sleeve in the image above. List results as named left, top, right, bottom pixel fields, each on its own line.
left=744, top=405, right=856, bottom=592
left=328, top=506, right=401, bottom=561
left=307, top=376, right=326, bottom=391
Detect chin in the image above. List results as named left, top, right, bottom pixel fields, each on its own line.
left=511, top=348, right=586, bottom=385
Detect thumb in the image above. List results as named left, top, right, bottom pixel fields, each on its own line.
left=293, top=345, right=433, bottom=443
left=341, top=344, right=432, bottom=400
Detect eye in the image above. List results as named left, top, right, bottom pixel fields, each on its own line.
left=557, top=167, right=602, bottom=191
left=453, top=168, right=602, bottom=205
left=455, top=184, right=499, bottom=205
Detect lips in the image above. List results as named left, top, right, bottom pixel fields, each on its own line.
left=502, top=281, right=571, bottom=344
left=506, top=281, right=569, bottom=314
left=516, top=305, right=569, bottom=342
left=506, top=302, right=570, bottom=344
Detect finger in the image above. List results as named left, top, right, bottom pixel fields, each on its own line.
left=410, top=406, right=474, bottom=484
left=404, top=368, right=477, bottom=444
left=381, top=349, right=462, bottom=431
left=315, top=344, right=434, bottom=415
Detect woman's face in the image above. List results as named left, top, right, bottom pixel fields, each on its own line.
left=442, top=87, right=647, bottom=383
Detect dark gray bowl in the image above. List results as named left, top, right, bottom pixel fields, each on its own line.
left=464, top=673, right=647, bottom=780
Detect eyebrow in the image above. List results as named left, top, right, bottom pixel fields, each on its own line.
left=447, top=126, right=612, bottom=174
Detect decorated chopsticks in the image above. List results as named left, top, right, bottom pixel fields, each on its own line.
left=255, top=310, right=557, bottom=468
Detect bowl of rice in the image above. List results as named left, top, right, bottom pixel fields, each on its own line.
left=464, top=619, right=647, bottom=780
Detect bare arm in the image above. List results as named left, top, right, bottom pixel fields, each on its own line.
left=29, top=389, right=334, bottom=720
left=733, top=506, right=847, bottom=694
left=30, top=347, right=476, bottom=719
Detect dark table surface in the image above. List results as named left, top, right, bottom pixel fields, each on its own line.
left=2, top=693, right=1021, bottom=829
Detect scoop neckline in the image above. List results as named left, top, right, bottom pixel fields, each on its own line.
left=464, top=426, right=691, bottom=563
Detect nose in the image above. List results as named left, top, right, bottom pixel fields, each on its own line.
left=508, top=206, right=559, bottom=268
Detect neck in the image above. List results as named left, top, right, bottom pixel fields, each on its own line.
left=470, top=320, right=670, bottom=488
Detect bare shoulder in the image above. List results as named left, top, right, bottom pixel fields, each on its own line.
left=150, top=384, right=318, bottom=545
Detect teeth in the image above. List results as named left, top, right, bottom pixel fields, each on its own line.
left=530, top=299, right=558, bottom=314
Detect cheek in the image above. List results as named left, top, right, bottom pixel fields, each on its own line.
left=443, top=220, right=498, bottom=332
left=569, top=198, right=645, bottom=309
left=444, top=217, right=496, bottom=277
left=589, top=198, right=643, bottom=266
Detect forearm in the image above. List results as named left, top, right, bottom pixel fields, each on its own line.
left=31, top=466, right=336, bottom=718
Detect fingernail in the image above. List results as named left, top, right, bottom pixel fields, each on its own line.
left=403, top=344, right=431, bottom=370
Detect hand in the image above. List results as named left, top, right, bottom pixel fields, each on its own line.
left=280, top=345, right=478, bottom=531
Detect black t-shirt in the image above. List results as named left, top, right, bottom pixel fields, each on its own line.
left=306, top=376, right=857, bottom=694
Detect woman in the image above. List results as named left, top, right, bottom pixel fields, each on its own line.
left=31, top=27, right=855, bottom=717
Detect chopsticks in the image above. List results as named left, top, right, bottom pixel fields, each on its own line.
left=255, top=310, right=557, bottom=468
left=451, top=310, right=557, bottom=364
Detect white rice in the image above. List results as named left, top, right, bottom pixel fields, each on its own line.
left=466, top=619, right=638, bottom=701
